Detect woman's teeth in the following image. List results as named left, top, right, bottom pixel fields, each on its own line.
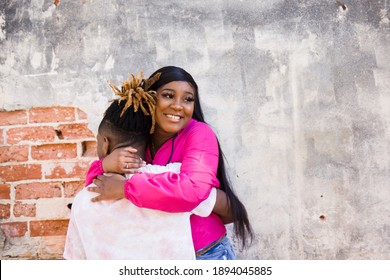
left=166, top=114, right=181, bottom=120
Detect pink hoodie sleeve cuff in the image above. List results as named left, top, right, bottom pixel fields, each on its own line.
left=85, top=158, right=105, bottom=186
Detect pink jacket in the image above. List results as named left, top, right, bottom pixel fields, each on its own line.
left=85, top=119, right=226, bottom=251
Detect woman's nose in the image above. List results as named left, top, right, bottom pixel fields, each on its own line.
left=170, top=99, right=184, bottom=110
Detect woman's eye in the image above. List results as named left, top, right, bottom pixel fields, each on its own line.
left=161, top=93, right=174, bottom=99
left=184, top=97, right=195, bottom=103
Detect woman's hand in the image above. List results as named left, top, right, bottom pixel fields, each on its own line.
left=102, top=146, right=146, bottom=174
left=88, top=174, right=127, bottom=202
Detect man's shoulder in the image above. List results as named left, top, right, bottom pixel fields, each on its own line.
left=140, top=162, right=181, bottom=174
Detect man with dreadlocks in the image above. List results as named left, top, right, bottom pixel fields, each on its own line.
left=63, top=73, right=216, bottom=259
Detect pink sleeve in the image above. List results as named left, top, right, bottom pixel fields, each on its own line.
left=85, top=159, right=104, bottom=186
left=124, top=124, right=220, bottom=212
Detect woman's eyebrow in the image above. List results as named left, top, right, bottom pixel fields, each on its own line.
left=161, top=88, right=175, bottom=92
left=161, top=88, right=194, bottom=96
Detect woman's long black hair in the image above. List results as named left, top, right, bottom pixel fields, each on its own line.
left=148, top=66, right=254, bottom=248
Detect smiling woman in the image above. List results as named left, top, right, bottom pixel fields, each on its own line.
left=86, top=66, right=253, bottom=260
left=151, top=81, right=195, bottom=158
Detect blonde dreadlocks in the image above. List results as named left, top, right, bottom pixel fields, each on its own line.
left=108, top=72, right=161, bottom=134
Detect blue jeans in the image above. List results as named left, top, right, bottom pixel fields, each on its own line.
left=196, top=235, right=237, bottom=260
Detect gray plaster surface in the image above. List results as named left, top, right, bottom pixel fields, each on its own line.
left=1, top=0, right=389, bottom=259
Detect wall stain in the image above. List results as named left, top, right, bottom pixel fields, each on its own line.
left=336, top=0, right=347, bottom=11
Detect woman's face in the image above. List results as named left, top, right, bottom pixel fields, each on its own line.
left=154, top=81, right=195, bottom=137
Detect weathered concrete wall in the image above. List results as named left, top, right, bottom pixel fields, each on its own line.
left=1, top=0, right=389, bottom=259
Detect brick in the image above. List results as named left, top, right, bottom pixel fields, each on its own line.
left=15, top=182, right=62, bottom=199
left=81, top=140, right=97, bottom=157
left=44, top=161, right=90, bottom=180
left=38, top=236, right=67, bottom=260
left=76, top=108, right=88, bottom=120
left=6, top=126, right=56, bottom=144
left=13, top=202, right=36, bottom=217
left=0, top=110, right=28, bottom=126
left=29, top=107, right=76, bottom=123
left=55, top=123, right=94, bottom=140
left=0, top=222, right=28, bottom=237
left=0, top=164, right=42, bottom=182
left=0, top=183, right=10, bottom=199
left=1, top=248, right=37, bottom=260
left=64, top=180, right=85, bottom=198
left=0, top=145, right=29, bottom=163
left=31, top=143, right=77, bottom=160
left=35, top=199, right=70, bottom=220
left=30, top=219, right=69, bottom=236
left=0, top=204, right=11, bottom=219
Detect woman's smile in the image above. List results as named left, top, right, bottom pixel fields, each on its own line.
left=164, top=113, right=183, bottom=121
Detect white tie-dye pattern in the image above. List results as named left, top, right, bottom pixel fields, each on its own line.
left=63, top=163, right=216, bottom=260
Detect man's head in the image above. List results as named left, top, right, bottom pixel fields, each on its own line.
left=97, top=72, right=158, bottom=159
left=97, top=118, right=148, bottom=159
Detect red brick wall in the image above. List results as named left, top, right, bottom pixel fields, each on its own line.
left=0, top=106, right=97, bottom=259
